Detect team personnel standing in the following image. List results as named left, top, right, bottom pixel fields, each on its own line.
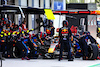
left=58, top=20, right=73, bottom=61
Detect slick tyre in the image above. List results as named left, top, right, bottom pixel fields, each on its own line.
left=13, top=47, right=21, bottom=58
left=88, top=44, right=99, bottom=60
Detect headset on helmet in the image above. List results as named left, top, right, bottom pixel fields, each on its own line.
left=48, top=20, right=53, bottom=27
left=63, top=20, right=68, bottom=27
left=50, top=20, right=53, bottom=24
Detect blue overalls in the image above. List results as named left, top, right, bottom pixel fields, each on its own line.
left=22, top=38, right=28, bottom=56
left=59, top=27, right=72, bottom=61
left=31, top=37, right=37, bottom=55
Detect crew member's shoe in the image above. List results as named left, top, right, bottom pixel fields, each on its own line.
left=58, top=58, right=61, bottom=61
left=83, top=56, right=88, bottom=60
left=58, top=58, right=63, bottom=61
left=68, top=58, right=73, bottom=61
left=97, top=57, right=100, bottom=60
left=22, top=57, right=25, bottom=60
left=82, top=56, right=85, bottom=60
left=25, top=57, right=30, bottom=60
left=86, top=57, right=88, bottom=60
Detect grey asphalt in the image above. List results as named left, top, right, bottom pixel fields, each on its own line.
left=2, top=58, right=100, bottom=67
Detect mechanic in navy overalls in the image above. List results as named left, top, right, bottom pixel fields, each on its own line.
left=45, top=20, right=55, bottom=45
left=46, top=20, right=55, bottom=37
left=59, top=20, right=73, bottom=61
left=85, top=31, right=96, bottom=44
left=79, top=32, right=89, bottom=60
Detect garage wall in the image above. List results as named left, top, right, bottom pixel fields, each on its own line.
left=21, top=0, right=27, bottom=7
left=88, top=15, right=97, bottom=39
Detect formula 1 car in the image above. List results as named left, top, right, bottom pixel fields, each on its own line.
left=38, top=36, right=59, bottom=59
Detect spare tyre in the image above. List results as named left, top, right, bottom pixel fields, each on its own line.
left=88, top=43, right=99, bottom=60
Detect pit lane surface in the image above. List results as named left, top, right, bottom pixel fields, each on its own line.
left=2, top=58, right=100, bottom=67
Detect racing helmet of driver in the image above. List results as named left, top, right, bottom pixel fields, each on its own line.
left=62, top=20, right=68, bottom=27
